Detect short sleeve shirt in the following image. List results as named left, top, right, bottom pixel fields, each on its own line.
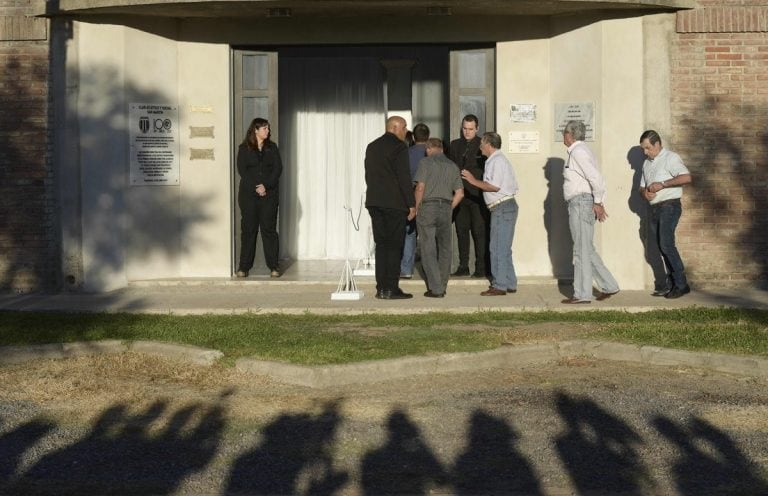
left=640, top=148, right=690, bottom=204
left=414, top=154, right=464, bottom=201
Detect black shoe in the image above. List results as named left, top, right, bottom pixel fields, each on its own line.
left=471, top=271, right=487, bottom=278
left=665, top=285, right=691, bottom=299
left=652, top=288, right=670, bottom=297
left=375, top=289, right=392, bottom=299
left=390, top=288, right=413, bottom=299
left=424, top=290, right=445, bottom=298
left=451, top=267, right=470, bottom=277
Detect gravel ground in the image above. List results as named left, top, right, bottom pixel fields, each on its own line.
left=1, top=353, right=767, bottom=495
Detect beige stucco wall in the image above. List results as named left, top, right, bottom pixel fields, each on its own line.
left=76, top=21, right=232, bottom=290
left=71, top=12, right=667, bottom=291
left=497, top=15, right=648, bottom=289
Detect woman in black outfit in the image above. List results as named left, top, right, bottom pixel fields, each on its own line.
left=236, top=117, right=283, bottom=278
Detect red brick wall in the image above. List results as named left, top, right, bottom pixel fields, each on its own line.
left=0, top=1, right=54, bottom=291
left=671, top=3, right=768, bottom=288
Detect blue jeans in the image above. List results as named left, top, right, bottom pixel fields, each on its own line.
left=567, top=194, right=619, bottom=301
left=400, top=220, right=417, bottom=276
left=489, top=199, right=518, bottom=291
left=651, top=199, right=687, bottom=289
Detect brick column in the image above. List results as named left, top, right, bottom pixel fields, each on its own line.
left=0, top=2, right=56, bottom=291
left=670, top=3, right=768, bottom=288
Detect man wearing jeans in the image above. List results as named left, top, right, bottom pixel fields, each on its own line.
left=461, top=132, right=519, bottom=296
left=639, top=129, right=692, bottom=299
left=561, top=120, right=620, bottom=304
left=400, top=123, right=429, bottom=279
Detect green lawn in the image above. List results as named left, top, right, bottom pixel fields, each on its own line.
left=1, top=309, right=766, bottom=365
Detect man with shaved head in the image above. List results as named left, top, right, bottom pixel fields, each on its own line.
left=365, top=116, right=417, bottom=299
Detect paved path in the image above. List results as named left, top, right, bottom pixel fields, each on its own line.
left=1, top=279, right=767, bottom=314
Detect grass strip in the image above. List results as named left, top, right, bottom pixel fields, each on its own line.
left=1, top=309, right=766, bottom=365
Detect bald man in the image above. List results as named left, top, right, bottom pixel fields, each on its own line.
left=365, top=116, right=417, bottom=299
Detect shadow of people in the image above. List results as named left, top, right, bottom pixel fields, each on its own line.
left=14, top=399, right=224, bottom=494
left=654, top=415, right=768, bottom=495
left=543, top=158, right=574, bottom=294
left=452, top=409, right=542, bottom=495
left=554, top=391, right=654, bottom=495
left=361, top=408, right=447, bottom=495
left=627, top=145, right=667, bottom=292
left=226, top=400, right=348, bottom=495
left=0, top=417, right=54, bottom=486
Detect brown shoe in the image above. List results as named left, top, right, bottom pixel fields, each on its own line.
left=595, top=290, right=619, bottom=301
left=481, top=287, right=507, bottom=296
left=235, top=270, right=248, bottom=278
left=561, top=297, right=590, bottom=304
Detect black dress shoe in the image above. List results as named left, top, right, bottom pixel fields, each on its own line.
left=451, top=267, right=470, bottom=277
left=665, top=285, right=691, bottom=299
left=390, top=288, right=413, bottom=299
left=471, top=272, right=487, bottom=278
left=424, top=290, right=445, bottom=298
left=375, top=289, right=392, bottom=299
left=652, top=288, right=671, bottom=297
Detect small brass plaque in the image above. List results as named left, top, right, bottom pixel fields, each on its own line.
left=189, top=126, right=215, bottom=138
left=190, top=148, right=215, bottom=161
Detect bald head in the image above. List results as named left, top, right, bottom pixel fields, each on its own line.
left=386, top=116, right=408, bottom=142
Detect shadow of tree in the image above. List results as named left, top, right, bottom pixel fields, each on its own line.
left=554, top=391, right=655, bottom=495
left=2, top=389, right=768, bottom=494
left=677, top=96, right=768, bottom=288
left=0, top=417, right=54, bottom=484
left=361, top=408, right=448, bottom=495
left=2, top=18, right=216, bottom=294
left=452, top=409, right=542, bottom=495
left=226, top=399, right=348, bottom=495
left=654, top=415, right=768, bottom=496
left=9, top=398, right=225, bottom=495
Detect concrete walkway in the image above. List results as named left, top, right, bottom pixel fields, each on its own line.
left=1, top=277, right=767, bottom=315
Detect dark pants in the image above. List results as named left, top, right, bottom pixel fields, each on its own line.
left=238, top=189, right=279, bottom=272
left=454, top=198, right=489, bottom=274
left=367, top=206, right=407, bottom=292
left=651, top=199, right=687, bottom=290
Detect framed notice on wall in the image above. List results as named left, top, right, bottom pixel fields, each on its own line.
left=554, top=102, right=595, bottom=142
left=129, top=103, right=180, bottom=185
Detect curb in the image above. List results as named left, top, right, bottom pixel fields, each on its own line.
left=236, top=340, right=768, bottom=388
left=1, top=340, right=767, bottom=386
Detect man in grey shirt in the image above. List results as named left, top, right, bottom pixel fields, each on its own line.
left=414, top=138, right=465, bottom=297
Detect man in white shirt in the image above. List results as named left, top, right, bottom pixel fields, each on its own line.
left=561, top=120, right=620, bottom=304
left=461, top=132, right=519, bottom=296
left=639, top=129, right=692, bottom=299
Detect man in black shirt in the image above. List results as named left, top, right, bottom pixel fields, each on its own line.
left=447, top=114, right=489, bottom=278
left=364, top=116, right=417, bottom=299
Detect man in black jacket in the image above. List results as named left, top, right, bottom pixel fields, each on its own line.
left=365, top=116, right=417, bottom=299
left=448, top=114, right=489, bottom=278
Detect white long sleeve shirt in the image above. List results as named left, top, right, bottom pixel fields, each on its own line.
left=563, top=140, right=607, bottom=204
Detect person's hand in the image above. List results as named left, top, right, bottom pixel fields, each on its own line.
left=255, top=184, right=266, bottom=196
left=642, top=188, right=656, bottom=201
left=594, top=204, right=608, bottom=222
left=407, top=207, right=416, bottom=221
left=647, top=181, right=665, bottom=193
left=460, top=169, right=476, bottom=185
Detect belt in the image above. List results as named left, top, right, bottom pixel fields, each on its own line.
left=421, top=198, right=452, bottom=205
left=651, top=198, right=681, bottom=208
left=487, top=195, right=515, bottom=210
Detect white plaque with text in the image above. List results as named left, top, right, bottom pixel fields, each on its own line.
left=508, top=131, right=540, bottom=153
left=129, top=103, right=180, bottom=186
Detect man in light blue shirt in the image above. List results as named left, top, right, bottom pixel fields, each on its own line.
left=461, top=132, right=519, bottom=296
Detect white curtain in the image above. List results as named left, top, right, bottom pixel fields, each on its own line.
left=280, top=57, right=385, bottom=261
